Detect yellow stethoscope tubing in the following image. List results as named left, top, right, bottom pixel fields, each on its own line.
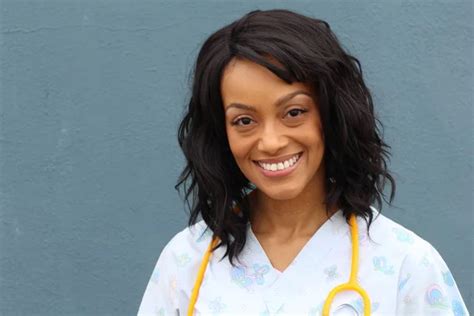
left=187, top=235, right=220, bottom=315
left=187, top=214, right=370, bottom=316
left=322, top=214, right=370, bottom=316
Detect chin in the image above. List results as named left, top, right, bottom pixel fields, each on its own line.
left=258, top=183, right=304, bottom=201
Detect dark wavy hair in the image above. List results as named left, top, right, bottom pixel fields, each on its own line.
left=175, top=9, right=396, bottom=265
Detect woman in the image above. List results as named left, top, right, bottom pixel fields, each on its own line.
left=138, top=9, right=467, bottom=315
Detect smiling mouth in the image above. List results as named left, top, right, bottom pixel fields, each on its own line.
left=253, top=152, right=303, bottom=172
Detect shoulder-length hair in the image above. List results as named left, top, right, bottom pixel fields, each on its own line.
left=176, top=9, right=396, bottom=265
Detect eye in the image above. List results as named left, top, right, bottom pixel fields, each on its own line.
left=231, top=116, right=254, bottom=126
left=286, top=108, right=307, bottom=118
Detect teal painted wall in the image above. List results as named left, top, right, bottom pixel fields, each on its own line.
left=1, top=1, right=472, bottom=314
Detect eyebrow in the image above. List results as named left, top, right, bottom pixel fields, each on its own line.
left=224, top=90, right=313, bottom=113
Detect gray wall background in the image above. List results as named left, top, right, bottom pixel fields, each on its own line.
left=0, top=0, right=472, bottom=314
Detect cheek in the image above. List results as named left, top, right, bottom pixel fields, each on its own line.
left=306, top=116, right=324, bottom=145
left=299, top=124, right=323, bottom=145
left=226, top=130, right=238, bottom=154
left=226, top=130, right=250, bottom=160
left=300, top=128, right=325, bottom=159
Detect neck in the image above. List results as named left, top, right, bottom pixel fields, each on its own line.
left=248, top=178, right=339, bottom=240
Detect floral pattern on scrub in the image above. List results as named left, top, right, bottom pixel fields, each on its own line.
left=137, top=207, right=469, bottom=315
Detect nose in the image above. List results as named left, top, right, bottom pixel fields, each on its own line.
left=256, top=121, right=289, bottom=155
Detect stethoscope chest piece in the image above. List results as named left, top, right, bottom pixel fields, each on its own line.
left=333, top=303, right=360, bottom=316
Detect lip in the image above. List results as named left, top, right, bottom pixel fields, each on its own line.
left=253, top=152, right=303, bottom=178
left=253, top=152, right=302, bottom=164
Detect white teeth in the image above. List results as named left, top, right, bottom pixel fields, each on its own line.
left=257, top=153, right=301, bottom=172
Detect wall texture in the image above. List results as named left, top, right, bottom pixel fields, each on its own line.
left=0, top=0, right=472, bottom=314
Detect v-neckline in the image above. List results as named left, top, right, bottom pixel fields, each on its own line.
left=242, top=208, right=349, bottom=314
left=246, top=208, right=344, bottom=276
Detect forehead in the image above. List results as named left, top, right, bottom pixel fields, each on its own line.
left=220, top=58, right=313, bottom=106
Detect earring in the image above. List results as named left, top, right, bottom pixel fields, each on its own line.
left=329, top=177, right=336, bottom=184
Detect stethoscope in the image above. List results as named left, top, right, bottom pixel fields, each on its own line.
left=187, top=213, right=371, bottom=316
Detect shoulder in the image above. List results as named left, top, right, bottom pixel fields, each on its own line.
left=360, top=207, right=453, bottom=279
left=159, top=220, right=214, bottom=265
left=156, top=219, right=216, bottom=287
left=361, top=208, right=468, bottom=313
left=138, top=220, right=214, bottom=314
left=370, top=212, right=447, bottom=276
left=364, top=206, right=436, bottom=258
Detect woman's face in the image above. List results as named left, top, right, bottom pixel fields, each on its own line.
left=221, top=57, right=326, bottom=200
